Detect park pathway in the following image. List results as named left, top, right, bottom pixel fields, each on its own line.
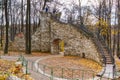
left=1, top=55, right=49, bottom=80
left=1, top=55, right=116, bottom=80
left=33, top=55, right=114, bottom=80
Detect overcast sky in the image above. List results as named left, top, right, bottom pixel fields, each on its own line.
left=59, top=0, right=89, bottom=6
left=59, top=0, right=98, bottom=6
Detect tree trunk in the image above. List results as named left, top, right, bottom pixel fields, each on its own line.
left=4, top=0, right=9, bottom=54
left=25, top=0, right=31, bottom=54
left=117, top=0, right=120, bottom=56
left=28, top=0, right=31, bottom=54
left=42, top=0, right=47, bottom=10
left=1, top=1, right=4, bottom=47
left=21, top=0, right=24, bottom=32
left=26, top=0, right=29, bottom=54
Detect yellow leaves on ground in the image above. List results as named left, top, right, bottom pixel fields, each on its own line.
left=40, top=56, right=102, bottom=73
left=0, top=59, right=15, bottom=72
left=22, top=74, right=33, bottom=80
left=39, top=56, right=103, bottom=79
left=0, top=59, right=33, bottom=80
left=115, top=57, right=120, bottom=70
left=0, top=59, right=15, bottom=79
left=0, top=75, right=6, bottom=80
left=65, top=56, right=102, bottom=73
left=116, top=60, right=120, bottom=68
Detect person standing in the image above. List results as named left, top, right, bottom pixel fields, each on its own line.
left=45, top=5, right=49, bottom=12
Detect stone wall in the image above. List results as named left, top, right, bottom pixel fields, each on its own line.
left=11, top=12, right=101, bottom=63
left=50, top=20, right=100, bottom=63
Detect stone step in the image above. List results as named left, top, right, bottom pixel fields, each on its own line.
left=106, top=60, right=112, bottom=62
left=104, top=54, right=110, bottom=56
left=106, top=59, right=112, bottom=62
left=106, top=58, right=112, bottom=61
left=105, top=58, right=111, bottom=60
left=104, top=56, right=111, bottom=58
left=106, top=62, right=112, bottom=64
left=103, top=50, right=108, bottom=52
left=104, top=54, right=109, bottom=56
left=104, top=56, right=110, bottom=58
left=106, top=56, right=111, bottom=58
left=106, top=62, right=113, bottom=64
left=106, top=61, right=112, bottom=63
left=106, top=59, right=112, bottom=61
left=103, top=46, right=107, bottom=48
left=106, top=58, right=112, bottom=60
left=106, top=60, right=112, bottom=63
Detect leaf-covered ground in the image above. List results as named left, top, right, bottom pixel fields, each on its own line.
left=0, top=59, right=33, bottom=80
left=39, top=56, right=102, bottom=79
left=115, top=56, right=120, bottom=70
left=0, top=59, right=15, bottom=73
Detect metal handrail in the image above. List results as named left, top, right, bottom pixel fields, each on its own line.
left=98, top=36, right=114, bottom=64
left=18, top=55, right=29, bottom=74
left=49, top=12, right=107, bottom=64
left=32, top=61, right=97, bottom=80
left=39, top=12, right=117, bottom=79
left=48, top=13, right=109, bottom=78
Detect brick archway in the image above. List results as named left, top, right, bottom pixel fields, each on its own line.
left=52, top=39, right=62, bottom=54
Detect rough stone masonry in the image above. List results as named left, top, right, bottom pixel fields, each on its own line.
left=12, top=12, right=101, bottom=63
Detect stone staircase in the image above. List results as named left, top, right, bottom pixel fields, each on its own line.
left=74, top=23, right=114, bottom=65
left=79, top=28, right=115, bottom=79
left=99, top=37, right=114, bottom=64
left=97, top=37, right=115, bottom=79
left=51, top=13, right=114, bottom=65
left=50, top=13, right=115, bottom=79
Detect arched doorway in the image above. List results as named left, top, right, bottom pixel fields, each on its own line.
left=52, top=39, right=64, bottom=54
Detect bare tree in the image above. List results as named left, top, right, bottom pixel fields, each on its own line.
left=21, top=0, right=24, bottom=32
left=4, top=0, right=9, bottom=54
left=78, top=0, right=83, bottom=25
left=117, top=0, right=120, bottom=57
left=25, top=0, right=31, bottom=54
left=0, top=0, right=4, bottom=47
left=42, top=0, right=52, bottom=10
